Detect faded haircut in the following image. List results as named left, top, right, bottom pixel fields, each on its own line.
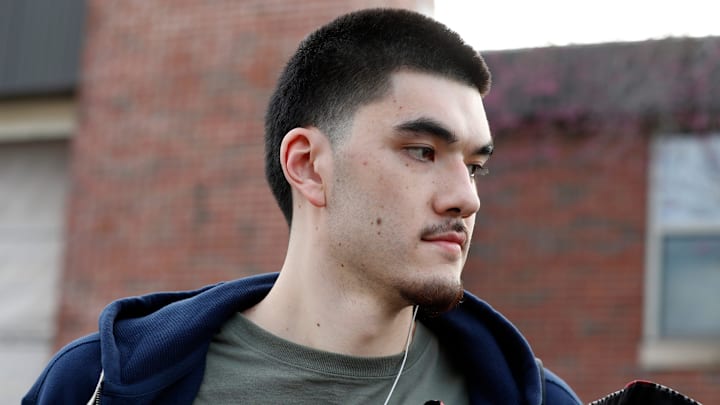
left=264, top=8, right=491, bottom=225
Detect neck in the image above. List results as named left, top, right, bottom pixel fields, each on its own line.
left=243, top=224, right=416, bottom=357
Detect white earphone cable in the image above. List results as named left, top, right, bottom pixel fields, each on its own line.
left=382, top=305, right=419, bottom=405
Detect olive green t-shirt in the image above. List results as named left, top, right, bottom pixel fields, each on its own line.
left=194, top=313, right=468, bottom=404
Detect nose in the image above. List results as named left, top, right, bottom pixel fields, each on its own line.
left=432, top=161, right=481, bottom=218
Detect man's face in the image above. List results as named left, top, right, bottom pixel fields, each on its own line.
left=325, top=70, right=493, bottom=314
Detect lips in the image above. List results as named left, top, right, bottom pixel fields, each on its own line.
left=421, top=231, right=467, bottom=250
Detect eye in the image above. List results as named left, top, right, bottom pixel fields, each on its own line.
left=467, top=164, right=489, bottom=178
left=406, top=146, right=435, bottom=162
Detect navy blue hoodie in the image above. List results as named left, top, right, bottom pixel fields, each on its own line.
left=23, top=273, right=581, bottom=404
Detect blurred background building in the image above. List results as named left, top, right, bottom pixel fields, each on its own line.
left=0, top=0, right=83, bottom=401
left=1, top=0, right=718, bottom=403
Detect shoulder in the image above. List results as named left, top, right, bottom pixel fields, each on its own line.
left=545, top=367, right=583, bottom=404
left=22, top=334, right=103, bottom=405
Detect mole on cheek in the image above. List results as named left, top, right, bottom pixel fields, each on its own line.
left=376, top=217, right=382, bottom=225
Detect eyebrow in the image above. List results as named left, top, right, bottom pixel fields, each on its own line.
left=394, top=117, right=494, bottom=157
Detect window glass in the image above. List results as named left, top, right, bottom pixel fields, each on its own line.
left=652, top=135, right=720, bottom=226
left=661, top=234, right=720, bottom=337
left=651, top=134, right=720, bottom=338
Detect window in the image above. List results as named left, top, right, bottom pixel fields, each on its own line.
left=661, top=234, right=720, bottom=337
left=0, top=98, right=74, bottom=403
left=642, top=133, right=720, bottom=369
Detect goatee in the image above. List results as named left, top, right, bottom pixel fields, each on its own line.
left=400, top=279, right=464, bottom=318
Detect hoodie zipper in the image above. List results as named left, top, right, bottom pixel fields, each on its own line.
left=94, top=383, right=102, bottom=405
left=87, top=370, right=104, bottom=405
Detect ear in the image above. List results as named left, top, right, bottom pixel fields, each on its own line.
left=280, top=127, right=329, bottom=209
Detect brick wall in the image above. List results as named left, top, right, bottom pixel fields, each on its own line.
left=467, top=123, right=720, bottom=402
left=59, top=0, right=431, bottom=345
left=466, top=124, right=651, bottom=401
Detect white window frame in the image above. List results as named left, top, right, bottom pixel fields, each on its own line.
left=0, top=97, right=75, bottom=143
left=641, top=133, right=720, bottom=370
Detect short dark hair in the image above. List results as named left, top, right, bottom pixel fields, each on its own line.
left=264, top=8, right=491, bottom=225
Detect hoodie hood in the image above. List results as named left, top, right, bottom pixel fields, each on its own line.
left=424, top=293, right=545, bottom=404
left=97, top=274, right=275, bottom=397
left=92, top=273, right=572, bottom=404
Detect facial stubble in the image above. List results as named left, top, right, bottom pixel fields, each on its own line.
left=399, top=277, right=465, bottom=318
left=328, top=144, right=467, bottom=317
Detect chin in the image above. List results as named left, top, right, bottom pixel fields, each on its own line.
left=399, top=276, right=464, bottom=318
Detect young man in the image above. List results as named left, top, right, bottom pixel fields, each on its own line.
left=24, top=9, right=581, bottom=404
